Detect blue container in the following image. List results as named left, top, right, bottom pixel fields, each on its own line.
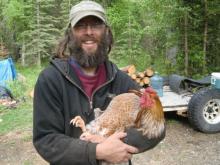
left=211, top=72, right=220, bottom=89
left=150, top=72, right=163, bottom=97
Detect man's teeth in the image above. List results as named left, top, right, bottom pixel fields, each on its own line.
left=84, top=41, right=95, bottom=44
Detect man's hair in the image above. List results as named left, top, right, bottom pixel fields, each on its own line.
left=55, top=24, right=113, bottom=59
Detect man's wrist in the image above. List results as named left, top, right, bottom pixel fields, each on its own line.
left=96, top=143, right=104, bottom=160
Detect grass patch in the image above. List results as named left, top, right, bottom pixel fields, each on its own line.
left=0, top=64, right=43, bottom=135
left=0, top=98, right=33, bottom=134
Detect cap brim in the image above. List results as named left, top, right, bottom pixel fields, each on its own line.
left=70, top=11, right=106, bottom=27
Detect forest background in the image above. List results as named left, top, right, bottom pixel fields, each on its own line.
left=0, top=0, right=219, bottom=77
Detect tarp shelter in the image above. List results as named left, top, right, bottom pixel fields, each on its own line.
left=0, top=58, right=17, bottom=87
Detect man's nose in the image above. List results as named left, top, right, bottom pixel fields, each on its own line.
left=85, top=25, right=93, bottom=35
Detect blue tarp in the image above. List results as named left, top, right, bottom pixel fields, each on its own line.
left=0, top=58, right=17, bottom=87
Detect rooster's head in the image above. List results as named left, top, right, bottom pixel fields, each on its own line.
left=140, top=87, right=157, bottom=109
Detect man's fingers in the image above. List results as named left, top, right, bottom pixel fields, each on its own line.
left=111, top=132, right=139, bottom=154
left=80, top=132, right=91, bottom=141
left=125, top=144, right=139, bottom=154
left=112, top=132, right=127, bottom=139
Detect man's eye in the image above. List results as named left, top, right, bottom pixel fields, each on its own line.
left=75, top=24, right=87, bottom=28
left=92, top=23, right=103, bottom=27
left=74, top=23, right=104, bottom=30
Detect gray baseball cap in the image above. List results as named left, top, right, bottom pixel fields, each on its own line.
left=69, top=1, right=107, bottom=27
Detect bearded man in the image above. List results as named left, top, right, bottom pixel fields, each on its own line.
left=33, top=1, right=165, bottom=165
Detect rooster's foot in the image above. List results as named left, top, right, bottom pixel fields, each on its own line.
left=70, top=116, right=86, bottom=132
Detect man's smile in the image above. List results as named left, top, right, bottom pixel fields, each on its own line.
left=82, top=40, right=98, bottom=53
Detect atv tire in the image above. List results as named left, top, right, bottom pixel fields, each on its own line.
left=188, top=88, right=220, bottom=133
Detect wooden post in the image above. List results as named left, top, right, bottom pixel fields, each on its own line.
left=184, top=11, right=189, bottom=76
left=36, top=0, right=41, bottom=66
left=203, top=0, right=208, bottom=73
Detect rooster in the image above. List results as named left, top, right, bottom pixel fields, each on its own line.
left=70, top=87, right=165, bottom=142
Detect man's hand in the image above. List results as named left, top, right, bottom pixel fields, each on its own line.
left=80, top=132, right=106, bottom=143
left=96, top=132, right=138, bottom=163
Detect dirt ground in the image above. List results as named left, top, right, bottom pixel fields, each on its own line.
left=0, top=113, right=219, bottom=165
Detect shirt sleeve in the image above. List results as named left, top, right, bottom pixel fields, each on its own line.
left=33, top=69, right=98, bottom=165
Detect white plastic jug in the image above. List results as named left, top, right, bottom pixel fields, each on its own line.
left=211, top=72, right=220, bottom=89
left=150, top=72, right=163, bottom=97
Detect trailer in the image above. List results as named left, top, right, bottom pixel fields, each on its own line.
left=159, top=74, right=220, bottom=133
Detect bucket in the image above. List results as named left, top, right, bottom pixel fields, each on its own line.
left=211, top=72, right=220, bottom=89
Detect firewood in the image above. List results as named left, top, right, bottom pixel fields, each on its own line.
left=145, top=68, right=154, bottom=77
left=127, top=65, right=136, bottom=74
left=135, top=78, right=141, bottom=83
left=121, top=65, right=154, bottom=88
left=120, top=65, right=136, bottom=74
left=137, top=72, right=145, bottom=78
left=142, top=77, right=150, bottom=85
left=130, top=74, right=137, bottom=80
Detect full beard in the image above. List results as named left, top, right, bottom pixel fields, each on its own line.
left=68, top=33, right=109, bottom=68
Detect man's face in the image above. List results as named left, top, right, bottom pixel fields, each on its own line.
left=69, top=16, right=110, bottom=68
left=72, top=16, right=106, bottom=56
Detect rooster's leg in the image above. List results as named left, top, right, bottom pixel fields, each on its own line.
left=70, top=116, right=86, bottom=132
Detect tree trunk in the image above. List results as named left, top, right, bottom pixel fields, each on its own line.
left=0, top=37, right=3, bottom=53
left=203, top=0, right=208, bottom=73
left=69, top=0, right=71, bottom=10
left=36, top=0, right=41, bottom=66
left=184, top=11, right=189, bottom=76
left=128, top=13, right=133, bottom=63
left=21, top=38, right=25, bottom=66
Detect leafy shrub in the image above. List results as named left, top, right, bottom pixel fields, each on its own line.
left=6, top=79, right=28, bottom=99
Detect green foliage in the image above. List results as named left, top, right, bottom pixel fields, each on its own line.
left=6, top=80, right=27, bottom=99
left=108, top=0, right=149, bottom=70
left=107, top=0, right=184, bottom=74
left=0, top=0, right=23, bottom=56
left=0, top=0, right=219, bottom=76
left=15, top=64, right=43, bottom=90
left=178, top=0, right=220, bottom=76
left=0, top=64, right=43, bottom=135
left=2, top=0, right=23, bottom=27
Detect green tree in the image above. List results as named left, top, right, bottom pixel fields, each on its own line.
left=1, top=0, right=25, bottom=59
left=179, top=0, right=220, bottom=77
left=107, top=0, right=147, bottom=70
left=0, top=0, right=219, bottom=76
